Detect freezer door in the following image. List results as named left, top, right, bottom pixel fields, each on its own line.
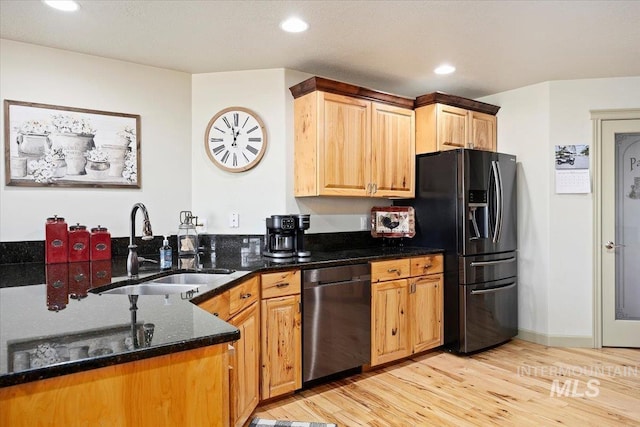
left=461, top=150, right=517, bottom=256
left=459, top=251, right=518, bottom=285
left=459, top=278, right=518, bottom=353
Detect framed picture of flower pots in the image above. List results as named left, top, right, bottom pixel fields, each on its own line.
left=3, top=100, right=141, bottom=188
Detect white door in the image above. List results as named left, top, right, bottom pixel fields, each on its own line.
left=601, top=118, right=640, bottom=347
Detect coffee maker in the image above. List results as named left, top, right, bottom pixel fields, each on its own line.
left=264, top=214, right=311, bottom=259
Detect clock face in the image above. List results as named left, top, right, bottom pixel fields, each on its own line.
left=204, top=107, right=267, bottom=172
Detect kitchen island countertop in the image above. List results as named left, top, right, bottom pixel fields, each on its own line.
left=0, top=245, right=441, bottom=388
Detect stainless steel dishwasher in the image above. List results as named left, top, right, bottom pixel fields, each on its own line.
left=302, top=263, right=371, bottom=384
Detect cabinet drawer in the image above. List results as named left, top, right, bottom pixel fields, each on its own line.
left=198, top=290, right=230, bottom=321
left=261, top=270, right=301, bottom=298
left=410, top=255, right=444, bottom=277
left=229, top=276, right=260, bottom=317
left=371, top=259, right=411, bottom=282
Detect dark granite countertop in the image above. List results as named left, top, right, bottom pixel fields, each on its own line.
left=0, top=245, right=441, bottom=388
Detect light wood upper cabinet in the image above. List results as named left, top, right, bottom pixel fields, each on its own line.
left=469, top=110, right=497, bottom=151
left=371, top=103, right=415, bottom=197
left=260, top=269, right=302, bottom=399
left=370, top=254, right=444, bottom=366
left=291, top=77, right=415, bottom=198
left=415, top=92, right=499, bottom=154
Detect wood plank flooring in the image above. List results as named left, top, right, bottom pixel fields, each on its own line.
left=252, top=339, right=640, bottom=426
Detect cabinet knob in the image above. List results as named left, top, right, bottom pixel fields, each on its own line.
left=240, top=293, right=252, bottom=299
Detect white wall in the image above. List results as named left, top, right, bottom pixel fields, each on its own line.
left=0, top=40, right=192, bottom=241
left=481, top=76, right=640, bottom=342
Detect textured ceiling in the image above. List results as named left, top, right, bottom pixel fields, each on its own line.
left=1, top=0, right=639, bottom=99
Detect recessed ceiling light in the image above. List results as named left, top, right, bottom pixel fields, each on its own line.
left=434, top=64, right=456, bottom=75
left=280, top=17, right=309, bottom=33
left=43, top=1, right=79, bottom=12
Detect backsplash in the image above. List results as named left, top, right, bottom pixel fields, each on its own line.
left=0, top=231, right=399, bottom=265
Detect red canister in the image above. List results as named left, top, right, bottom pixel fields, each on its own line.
left=90, top=225, right=111, bottom=260
left=45, top=215, right=68, bottom=264
left=69, top=223, right=90, bottom=262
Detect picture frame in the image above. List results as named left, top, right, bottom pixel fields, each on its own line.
left=370, top=206, right=416, bottom=238
left=4, top=100, right=141, bottom=188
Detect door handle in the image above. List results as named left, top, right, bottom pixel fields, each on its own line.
left=604, top=241, right=625, bottom=250
left=470, top=282, right=516, bottom=295
left=470, top=257, right=516, bottom=267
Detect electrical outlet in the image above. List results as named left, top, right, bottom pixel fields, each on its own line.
left=360, top=215, right=370, bottom=231
left=229, top=213, right=239, bottom=228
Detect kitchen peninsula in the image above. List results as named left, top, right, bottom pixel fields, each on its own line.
left=0, top=238, right=442, bottom=427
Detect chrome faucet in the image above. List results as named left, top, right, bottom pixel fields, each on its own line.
left=127, top=203, right=154, bottom=277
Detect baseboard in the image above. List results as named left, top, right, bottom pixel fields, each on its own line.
left=517, top=329, right=594, bottom=348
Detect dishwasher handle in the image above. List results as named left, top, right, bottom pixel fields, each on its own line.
left=305, top=276, right=371, bottom=289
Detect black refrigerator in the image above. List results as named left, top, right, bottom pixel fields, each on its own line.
left=396, top=149, right=518, bottom=353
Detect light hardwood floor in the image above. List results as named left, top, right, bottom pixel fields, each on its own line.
left=253, top=339, right=640, bottom=426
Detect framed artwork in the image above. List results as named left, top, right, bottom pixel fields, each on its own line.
left=370, top=206, right=416, bottom=238
left=4, top=100, right=141, bottom=188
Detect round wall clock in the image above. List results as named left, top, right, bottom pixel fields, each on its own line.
left=204, top=107, right=267, bottom=172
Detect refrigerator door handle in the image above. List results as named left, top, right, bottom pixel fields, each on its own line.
left=496, top=161, right=504, bottom=243
left=470, top=257, right=517, bottom=267
left=490, top=161, right=501, bottom=243
left=470, top=282, right=516, bottom=295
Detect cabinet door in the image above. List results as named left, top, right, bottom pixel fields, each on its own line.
left=371, top=103, right=415, bottom=198
left=469, top=111, right=496, bottom=151
left=371, top=279, right=411, bottom=366
left=438, top=104, right=468, bottom=149
left=318, top=92, right=371, bottom=196
left=411, top=274, right=444, bottom=353
left=229, top=302, right=260, bottom=427
left=261, top=294, right=301, bottom=399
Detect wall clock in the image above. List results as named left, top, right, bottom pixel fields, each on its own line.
left=204, top=107, right=267, bottom=172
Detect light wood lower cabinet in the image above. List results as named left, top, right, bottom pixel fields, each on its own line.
left=371, top=255, right=444, bottom=366
left=198, top=276, right=260, bottom=427
left=228, top=302, right=260, bottom=427
left=260, top=270, right=302, bottom=399
left=0, top=344, right=230, bottom=427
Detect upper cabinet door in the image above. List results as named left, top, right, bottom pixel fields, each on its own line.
left=318, top=92, right=371, bottom=196
left=469, top=111, right=497, bottom=151
left=438, top=104, right=468, bottom=149
left=371, top=103, right=415, bottom=198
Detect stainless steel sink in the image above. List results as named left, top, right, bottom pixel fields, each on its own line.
left=149, top=273, right=224, bottom=285
left=99, top=283, right=198, bottom=295
left=95, top=270, right=250, bottom=296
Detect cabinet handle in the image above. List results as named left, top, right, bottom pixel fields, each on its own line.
left=372, top=183, right=378, bottom=194
left=423, top=263, right=432, bottom=270
left=240, top=293, right=252, bottom=299
left=366, top=183, right=372, bottom=194
left=276, top=283, right=289, bottom=288
left=387, top=268, right=401, bottom=275
left=213, top=312, right=219, bottom=317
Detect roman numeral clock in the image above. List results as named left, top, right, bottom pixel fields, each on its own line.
left=205, top=107, right=267, bottom=172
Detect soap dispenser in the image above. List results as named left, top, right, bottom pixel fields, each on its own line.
left=159, top=235, right=172, bottom=269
